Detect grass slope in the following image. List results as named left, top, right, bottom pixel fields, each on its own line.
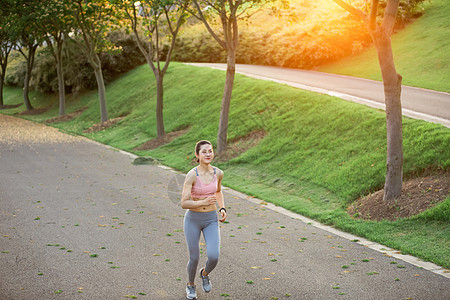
left=2, top=62, right=449, bottom=268
left=319, top=0, right=450, bottom=93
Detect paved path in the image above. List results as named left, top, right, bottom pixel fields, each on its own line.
left=186, top=63, right=450, bottom=128
left=1, top=114, right=449, bottom=299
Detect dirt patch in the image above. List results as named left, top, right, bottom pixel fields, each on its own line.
left=83, top=115, right=127, bottom=133
left=0, top=113, right=80, bottom=145
left=45, top=107, right=88, bottom=124
left=214, top=129, right=266, bottom=163
left=348, top=171, right=449, bottom=221
left=134, top=127, right=191, bottom=151
left=17, top=107, right=49, bottom=115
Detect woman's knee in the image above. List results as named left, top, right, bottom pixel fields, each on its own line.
left=207, top=250, right=219, bottom=264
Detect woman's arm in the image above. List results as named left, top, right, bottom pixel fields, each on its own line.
left=180, top=171, right=216, bottom=209
left=216, top=169, right=227, bottom=222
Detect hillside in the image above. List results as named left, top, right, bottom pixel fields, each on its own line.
left=319, top=0, right=450, bottom=92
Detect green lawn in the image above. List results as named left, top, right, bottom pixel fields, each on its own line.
left=319, top=0, right=450, bottom=93
left=2, top=61, right=449, bottom=268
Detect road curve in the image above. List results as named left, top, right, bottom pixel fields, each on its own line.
left=186, top=63, right=450, bottom=128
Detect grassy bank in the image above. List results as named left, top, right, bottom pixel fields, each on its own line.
left=2, top=62, right=449, bottom=268
left=319, top=0, right=450, bottom=93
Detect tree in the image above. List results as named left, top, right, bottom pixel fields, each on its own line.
left=187, top=0, right=281, bottom=153
left=0, top=2, right=15, bottom=107
left=37, top=0, right=73, bottom=116
left=118, top=0, right=187, bottom=138
left=330, top=0, right=403, bottom=201
left=12, top=0, right=46, bottom=111
left=70, top=0, right=118, bottom=122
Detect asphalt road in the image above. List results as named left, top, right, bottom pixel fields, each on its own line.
left=1, top=115, right=449, bottom=299
left=186, top=63, right=450, bottom=128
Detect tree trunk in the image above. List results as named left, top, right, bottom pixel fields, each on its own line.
left=91, top=54, right=108, bottom=122
left=217, top=50, right=236, bottom=153
left=373, top=31, right=404, bottom=201
left=0, top=49, right=9, bottom=107
left=22, top=46, right=37, bottom=111
left=56, top=41, right=66, bottom=116
left=155, top=72, right=165, bottom=138
left=0, top=65, right=6, bottom=107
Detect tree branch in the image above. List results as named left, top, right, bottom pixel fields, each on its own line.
left=330, top=0, right=367, bottom=23
left=192, top=0, right=227, bottom=49
left=162, top=8, right=185, bottom=75
left=368, top=0, right=379, bottom=32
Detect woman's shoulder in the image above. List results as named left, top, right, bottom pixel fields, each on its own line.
left=185, top=168, right=197, bottom=183
left=212, top=166, right=224, bottom=178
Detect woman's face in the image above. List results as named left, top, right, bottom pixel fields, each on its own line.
left=197, top=144, right=214, bottom=164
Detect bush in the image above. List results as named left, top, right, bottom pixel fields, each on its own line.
left=173, top=14, right=371, bottom=69
left=380, top=0, right=426, bottom=28
left=100, top=31, right=146, bottom=82
left=5, top=30, right=145, bottom=94
left=173, top=23, right=226, bottom=63
left=171, top=0, right=425, bottom=69
left=4, top=51, right=27, bottom=88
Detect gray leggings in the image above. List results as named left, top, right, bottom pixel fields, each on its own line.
left=184, top=210, right=220, bottom=283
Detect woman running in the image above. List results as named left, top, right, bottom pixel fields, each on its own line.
left=181, top=140, right=227, bottom=299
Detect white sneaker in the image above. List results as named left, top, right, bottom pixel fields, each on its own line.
left=199, top=268, right=211, bottom=293
left=186, top=284, right=197, bottom=300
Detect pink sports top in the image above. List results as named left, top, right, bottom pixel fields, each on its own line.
left=191, top=167, right=218, bottom=198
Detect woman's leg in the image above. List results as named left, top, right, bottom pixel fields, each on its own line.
left=203, top=219, right=220, bottom=275
left=184, top=213, right=202, bottom=284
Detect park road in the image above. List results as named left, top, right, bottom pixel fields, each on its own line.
left=186, top=63, right=450, bottom=128
left=0, top=114, right=449, bottom=299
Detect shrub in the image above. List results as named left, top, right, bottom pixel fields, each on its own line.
left=100, top=30, right=146, bottom=81
left=171, top=0, right=425, bottom=68
left=173, top=23, right=226, bottom=63
left=380, top=0, right=426, bottom=28
left=4, top=51, right=26, bottom=88
left=5, top=30, right=145, bottom=94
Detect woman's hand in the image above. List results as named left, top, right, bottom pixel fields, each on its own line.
left=219, top=210, right=227, bottom=222
left=202, top=196, right=217, bottom=206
